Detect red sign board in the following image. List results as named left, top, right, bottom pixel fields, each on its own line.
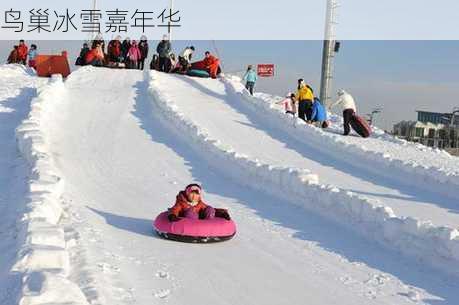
left=257, top=64, right=275, bottom=77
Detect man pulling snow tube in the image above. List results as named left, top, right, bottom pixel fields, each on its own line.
left=153, top=184, right=236, bottom=243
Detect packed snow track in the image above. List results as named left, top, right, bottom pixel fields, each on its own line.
left=3, top=65, right=459, bottom=305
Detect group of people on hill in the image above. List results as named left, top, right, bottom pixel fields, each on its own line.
left=241, top=74, right=357, bottom=135
left=76, top=34, right=149, bottom=69
left=76, top=34, right=222, bottom=78
left=151, top=35, right=221, bottom=79
left=6, top=40, right=38, bottom=69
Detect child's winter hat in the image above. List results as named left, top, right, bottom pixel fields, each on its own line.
left=185, top=184, right=202, bottom=196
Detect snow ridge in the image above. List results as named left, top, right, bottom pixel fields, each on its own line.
left=149, top=71, right=459, bottom=278
left=14, top=75, right=89, bottom=305
left=225, top=76, right=459, bottom=201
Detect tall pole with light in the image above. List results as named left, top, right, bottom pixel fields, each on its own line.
left=319, top=0, right=339, bottom=108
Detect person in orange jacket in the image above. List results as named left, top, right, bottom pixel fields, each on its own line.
left=202, top=51, right=220, bottom=79
left=17, top=40, right=28, bottom=65
left=85, top=43, right=105, bottom=66
left=168, top=184, right=231, bottom=222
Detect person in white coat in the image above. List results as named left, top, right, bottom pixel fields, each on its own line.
left=330, top=89, right=357, bottom=136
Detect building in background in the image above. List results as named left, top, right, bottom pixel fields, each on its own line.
left=393, top=110, right=459, bottom=156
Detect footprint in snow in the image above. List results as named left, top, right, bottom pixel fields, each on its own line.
left=154, top=289, right=171, bottom=299
left=365, top=273, right=391, bottom=286
left=97, top=262, right=120, bottom=274
left=156, top=271, right=169, bottom=279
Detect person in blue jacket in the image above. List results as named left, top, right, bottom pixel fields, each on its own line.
left=309, top=97, right=327, bottom=127
left=243, top=65, right=258, bottom=95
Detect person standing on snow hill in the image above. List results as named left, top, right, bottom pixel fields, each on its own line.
left=156, top=34, right=172, bottom=72
left=138, top=36, right=149, bottom=70
left=309, top=97, right=328, bottom=128
left=295, top=79, right=314, bottom=122
left=107, top=36, right=122, bottom=63
left=127, top=40, right=142, bottom=69
left=330, top=89, right=357, bottom=136
left=276, top=93, right=297, bottom=116
left=7, top=46, right=19, bottom=64
left=168, top=184, right=231, bottom=222
left=17, top=40, right=28, bottom=65
left=28, top=44, right=38, bottom=69
left=243, top=65, right=258, bottom=95
left=121, top=37, right=131, bottom=64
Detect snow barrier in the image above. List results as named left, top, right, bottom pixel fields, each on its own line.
left=148, top=71, right=459, bottom=278
left=14, top=75, right=90, bottom=305
left=224, top=76, right=459, bottom=202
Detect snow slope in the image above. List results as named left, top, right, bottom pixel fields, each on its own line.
left=150, top=72, right=459, bottom=273
left=2, top=65, right=459, bottom=304
left=249, top=88, right=459, bottom=201
left=0, top=65, right=49, bottom=305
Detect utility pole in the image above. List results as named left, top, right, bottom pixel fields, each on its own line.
left=169, top=0, right=174, bottom=41
left=87, top=0, right=98, bottom=43
left=320, top=0, right=339, bottom=108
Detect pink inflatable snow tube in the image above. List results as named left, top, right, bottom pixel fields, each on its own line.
left=153, top=212, right=236, bottom=243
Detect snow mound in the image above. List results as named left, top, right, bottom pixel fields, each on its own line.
left=149, top=71, right=459, bottom=278
left=14, top=75, right=89, bottom=305
left=227, top=76, right=459, bottom=201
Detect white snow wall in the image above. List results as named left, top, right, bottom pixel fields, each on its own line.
left=226, top=76, right=459, bottom=201
left=14, top=75, right=90, bottom=305
left=147, top=71, right=459, bottom=278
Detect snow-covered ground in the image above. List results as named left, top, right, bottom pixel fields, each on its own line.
left=0, top=65, right=48, bottom=304
left=1, top=65, right=459, bottom=305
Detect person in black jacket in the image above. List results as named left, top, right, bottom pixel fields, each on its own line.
left=156, top=35, right=171, bottom=72
left=75, top=43, right=90, bottom=66
left=121, top=37, right=131, bottom=65
left=138, top=36, right=149, bottom=70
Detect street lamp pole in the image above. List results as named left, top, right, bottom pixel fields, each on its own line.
left=320, top=0, right=339, bottom=108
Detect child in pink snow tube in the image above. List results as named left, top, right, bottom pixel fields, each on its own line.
left=154, top=184, right=236, bottom=243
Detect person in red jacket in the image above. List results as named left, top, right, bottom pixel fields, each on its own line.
left=7, top=46, right=19, bottom=64
left=17, top=40, right=28, bottom=65
left=168, top=184, right=231, bottom=222
left=107, top=36, right=122, bottom=63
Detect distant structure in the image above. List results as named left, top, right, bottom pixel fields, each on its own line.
left=393, top=110, right=459, bottom=155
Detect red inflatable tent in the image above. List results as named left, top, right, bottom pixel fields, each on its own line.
left=35, top=51, right=71, bottom=78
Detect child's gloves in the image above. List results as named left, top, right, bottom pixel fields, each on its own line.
left=215, top=209, right=231, bottom=221
left=168, top=214, right=180, bottom=222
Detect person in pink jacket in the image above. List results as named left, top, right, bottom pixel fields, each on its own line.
left=127, top=40, right=141, bottom=69
left=276, top=93, right=297, bottom=116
